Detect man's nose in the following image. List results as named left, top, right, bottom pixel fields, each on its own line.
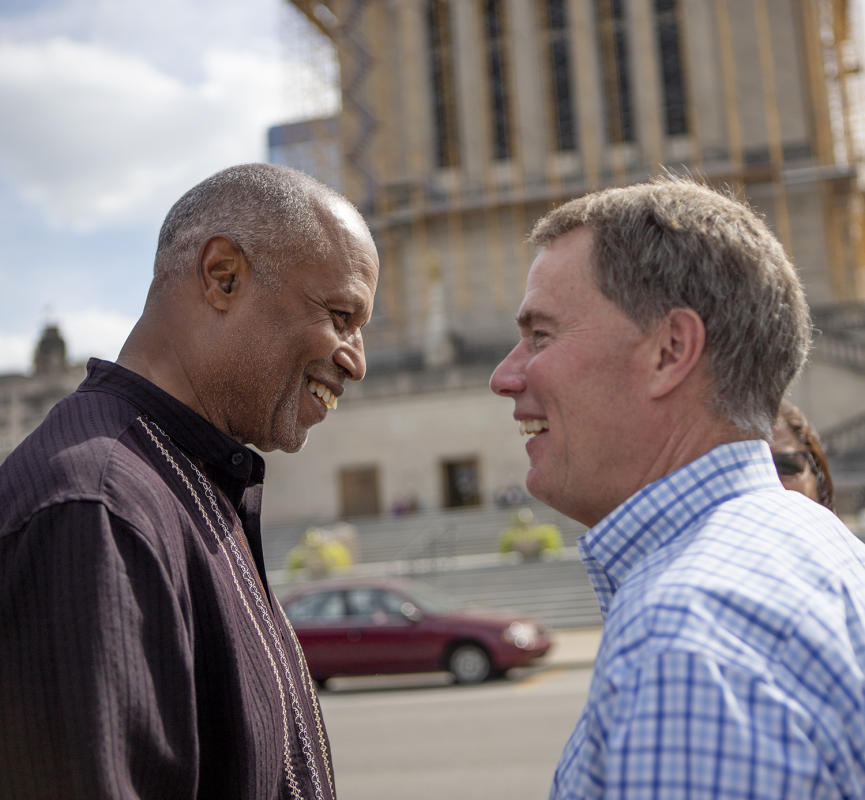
left=336, top=332, right=366, bottom=381
left=490, top=343, right=526, bottom=397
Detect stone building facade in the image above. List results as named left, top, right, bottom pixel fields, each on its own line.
left=264, top=0, right=865, bottom=522
left=0, top=326, right=86, bottom=460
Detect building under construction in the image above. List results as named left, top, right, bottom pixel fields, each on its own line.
left=264, top=0, right=865, bottom=522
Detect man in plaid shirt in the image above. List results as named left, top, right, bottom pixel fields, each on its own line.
left=491, top=176, right=865, bottom=798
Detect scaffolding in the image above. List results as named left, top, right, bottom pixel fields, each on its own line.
left=269, top=0, right=865, bottom=519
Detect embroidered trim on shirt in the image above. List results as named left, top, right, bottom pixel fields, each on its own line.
left=137, top=416, right=334, bottom=800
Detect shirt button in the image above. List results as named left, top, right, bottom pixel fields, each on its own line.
left=231, top=452, right=244, bottom=466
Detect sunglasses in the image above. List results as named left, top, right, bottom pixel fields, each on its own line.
left=772, top=450, right=814, bottom=477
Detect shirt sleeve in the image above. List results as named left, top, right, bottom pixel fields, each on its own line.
left=0, top=501, right=197, bottom=799
left=551, top=649, right=837, bottom=799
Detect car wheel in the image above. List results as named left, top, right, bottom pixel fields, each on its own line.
left=448, top=643, right=491, bottom=684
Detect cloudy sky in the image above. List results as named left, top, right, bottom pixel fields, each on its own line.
left=0, top=0, right=338, bottom=373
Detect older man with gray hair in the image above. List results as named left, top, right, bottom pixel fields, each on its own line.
left=0, top=163, right=378, bottom=799
left=491, top=176, right=865, bottom=798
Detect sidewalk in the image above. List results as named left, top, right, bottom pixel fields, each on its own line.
left=542, top=626, right=603, bottom=669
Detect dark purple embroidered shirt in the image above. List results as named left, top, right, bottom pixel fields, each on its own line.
left=0, top=359, right=335, bottom=799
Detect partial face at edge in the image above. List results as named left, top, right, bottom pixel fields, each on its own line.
left=770, top=419, right=820, bottom=503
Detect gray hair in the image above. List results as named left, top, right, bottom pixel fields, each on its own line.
left=154, top=163, right=351, bottom=288
left=530, top=175, right=811, bottom=438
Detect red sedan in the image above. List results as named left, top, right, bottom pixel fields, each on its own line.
left=281, top=578, right=553, bottom=686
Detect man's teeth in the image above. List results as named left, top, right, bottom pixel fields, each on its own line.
left=307, top=379, right=338, bottom=410
left=519, top=419, right=549, bottom=436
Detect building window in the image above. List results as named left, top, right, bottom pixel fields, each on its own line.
left=483, top=0, right=512, bottom=161
left=426, top=0, right=460, bottom=168
left=595, top=0, right=634, bottom=144
left=339, top=465, right=381, bottom=517
left=543, top=0, right=577, bottom=152
left=655, top=0, right=688, bottom=135
left=442, top=457, right=481, bottom=508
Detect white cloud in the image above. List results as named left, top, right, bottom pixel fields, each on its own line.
left=57, top=309, right=136, bottom=366
left=0, top=34, right=339, bottom=233
left=0, top=309, right=136, bottom=375
left=0, top=332, right=36, bottom=375
left=0, top=0, right=341, bottom=373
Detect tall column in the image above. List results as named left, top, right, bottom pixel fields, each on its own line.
left=452, top=0, right=491, bottom=186
left=627, top=0, right=664, bottom=169
left=680, top=0, right=727, bottom=163
left=568, top=0, right=605, bottom=186
left=399, top=0, right=435, bottom=181
left=505, top=0, right=548, bottom=184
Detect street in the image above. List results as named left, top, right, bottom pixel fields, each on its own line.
left=319, top=665, right=593, bottom=800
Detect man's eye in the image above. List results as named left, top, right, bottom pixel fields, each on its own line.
left=531, top=330, right=549, bottom=345
left=332, top=310, right=351, bottom=328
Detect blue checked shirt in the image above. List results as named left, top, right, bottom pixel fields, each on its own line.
left=551, top=440, right=865, bottom=799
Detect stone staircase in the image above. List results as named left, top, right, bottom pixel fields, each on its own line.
left=812, top=303, right=865, bottom=376
left=262, top=501, right=586, bottom=570
left=419, top=557, right=602, bottom=630
left=263, top=502, right=602, bottom=631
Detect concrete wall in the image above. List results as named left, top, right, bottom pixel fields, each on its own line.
left=261, top=380, right=531, bottom=524
left=790, top=359, right=865, bottom=433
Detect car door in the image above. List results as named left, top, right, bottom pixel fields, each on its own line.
left=284, top=589, right=352, bottom=677
left=343, top=588, right=442, bottom=674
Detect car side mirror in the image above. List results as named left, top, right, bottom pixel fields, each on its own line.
left=400, top=602, right=423, bottom=623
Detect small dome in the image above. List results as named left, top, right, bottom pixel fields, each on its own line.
left=33, top=325, right=68, bottom=375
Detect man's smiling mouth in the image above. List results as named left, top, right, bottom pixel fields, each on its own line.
left=519, top=419, right=549, bottom=436
left=307, top=379, right=338, bottom=410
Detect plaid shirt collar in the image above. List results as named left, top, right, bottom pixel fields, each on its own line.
left=578, top=439, right=781, bottom=617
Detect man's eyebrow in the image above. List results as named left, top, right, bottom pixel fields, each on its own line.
left=515, top=309, right=555, bottom=329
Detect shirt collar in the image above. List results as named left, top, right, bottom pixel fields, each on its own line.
left=578, top=440, right=780, bottom=617
left=78, top=358, right=266, bottom=494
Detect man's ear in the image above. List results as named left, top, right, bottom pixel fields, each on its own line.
left=200, top=236, right=250, bottom=311
left=648, top=307, right=706, bottom=399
